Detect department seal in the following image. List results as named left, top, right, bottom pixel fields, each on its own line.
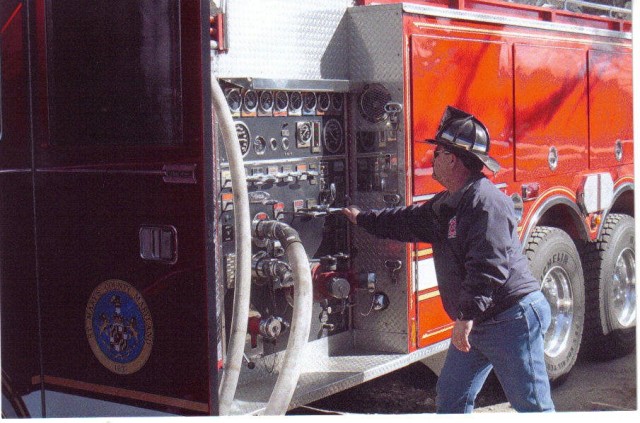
left=85, top=279, right=153, bottom=375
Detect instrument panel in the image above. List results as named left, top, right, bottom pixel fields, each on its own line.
left=221, top=87, right=346, bottom=162
left=217, top=83, right=351, bottom=352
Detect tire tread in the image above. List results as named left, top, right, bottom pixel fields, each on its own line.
left=581, top=214, right=635, bottom=359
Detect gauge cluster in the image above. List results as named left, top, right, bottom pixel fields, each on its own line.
left=222, top=86, right=346, bottom=161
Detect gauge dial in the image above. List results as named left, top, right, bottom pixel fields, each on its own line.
left=259, top=91, right=274, bottom=114
left=235, top=122, right=251, bottom=156
left=289, top=92, right=303, bottom=113
left=275, top=91, right=289, bottom=113
left=303, top=92, right=317, bottom=113
left=225, top=89, right=242, bottom=113
left=331, top=93, right=343, bottom=112
left=317, top=92, right=330, bottom=113
left=254, top=136, right=267, bottom=155
left=323, top=119, right=343, bottom=154
left=243, top=90, right=258, bottom=113
left=296, top=121, right=312, bottom=148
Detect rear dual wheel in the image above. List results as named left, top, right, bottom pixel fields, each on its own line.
left=581, top=214, right=636, bottom=359
left=526, top=226, right=585, bottom=385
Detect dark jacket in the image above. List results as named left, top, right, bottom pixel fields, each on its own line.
left=356, top=174, right=540, bottom=323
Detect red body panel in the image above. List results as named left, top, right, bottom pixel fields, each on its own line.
left=411, top=33, right=513, bottom=195
left=514, top=44, right=589, bottom=182
left=588, top=51, right=633, bottom=169
left=404, top=6, right=632, bottom=347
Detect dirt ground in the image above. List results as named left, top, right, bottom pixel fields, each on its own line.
left=289, top=348, right=637, bottom=415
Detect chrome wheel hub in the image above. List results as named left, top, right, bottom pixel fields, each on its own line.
left=541, top=265, right=573, bottom=358
left=610, top=247, right=636, bottom=328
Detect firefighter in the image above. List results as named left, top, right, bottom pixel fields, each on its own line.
left=342, top=106, right=555, bottom=413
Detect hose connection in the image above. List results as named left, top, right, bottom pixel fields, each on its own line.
left=252, top=219, right=302, bottom=249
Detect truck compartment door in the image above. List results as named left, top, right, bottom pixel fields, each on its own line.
left=514, top=45, right=588, bottom=181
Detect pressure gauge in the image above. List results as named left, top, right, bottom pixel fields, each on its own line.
left=225, top=88, right=242, bottom=114
left=259, top=91, right=274, bottom=115
left=323, top=119, right=343, bottom=154
left=289, top=91, right=303, bottom=115
left=303, top=92, right=317, bottom=114
left=235, top=122, right=251, bottom=156
left=331, top=93, right=343, bottom=112
left=317, top=92, right=330, bottom=113
left=274, top=91, right=289, bottom=114
left=296, top=121, right=312, bottom=148
left=242, top=89, right=258, bottom=114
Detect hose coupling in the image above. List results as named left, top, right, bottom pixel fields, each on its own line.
left=252, top=220, right=302, bottom=249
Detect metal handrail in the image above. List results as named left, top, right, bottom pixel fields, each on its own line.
left=535, top=0, right=632, bottom=18
left=562, top=0, right=632, bottom=17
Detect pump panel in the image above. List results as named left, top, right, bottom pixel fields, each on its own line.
left=217, top=83, right=351, bottom=361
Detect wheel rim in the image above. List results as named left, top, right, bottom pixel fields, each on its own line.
left=610, top=247, right=636, bottom=328
left=541, top=265, right=574, bottom=358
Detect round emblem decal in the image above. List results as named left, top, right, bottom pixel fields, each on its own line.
left=85, top=279, right=153, bottom=375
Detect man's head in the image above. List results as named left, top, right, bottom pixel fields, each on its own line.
left=426, top=106, right=500, bottom=176
left=431, top=144, right=480, bottom=190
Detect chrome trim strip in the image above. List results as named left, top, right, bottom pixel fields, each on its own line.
left=221, top=155, right=346, bottom=167
left=35, top=168, right=164, bottom=176
left=402, top=3, right=631, bottom=40
left=220, top=77, right=351, bottom=92
left=0, top=168, right=32, bottom=174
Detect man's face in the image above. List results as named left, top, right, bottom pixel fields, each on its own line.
left=432, top=146, right=452, bottom=185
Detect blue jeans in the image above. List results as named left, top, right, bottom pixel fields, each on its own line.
left=436, top=290, right=555, bottom=413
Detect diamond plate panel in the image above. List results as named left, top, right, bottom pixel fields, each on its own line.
left=212, top=0, right=354, bottom=81
left=346, top=4, right=409, bottom=353
left=348, top=4, right=404, bottom=84
left=230, top=332, right=450, bottom=415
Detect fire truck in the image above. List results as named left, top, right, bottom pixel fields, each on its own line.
left=0, top=0, right=634, bottom=417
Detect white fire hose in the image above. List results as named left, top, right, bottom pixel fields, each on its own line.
left=212, top=77, right=312, bottom=415
left=211, top=77, right=252, bottom=416
left=253, top=221, right=313, bottom=415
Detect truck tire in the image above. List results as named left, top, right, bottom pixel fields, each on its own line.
left=525, top=226, right=585, bottom=384
left=581, top=214, right=636, bottom=359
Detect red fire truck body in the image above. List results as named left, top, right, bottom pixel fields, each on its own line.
left=0, top=0, right=634, bottom=417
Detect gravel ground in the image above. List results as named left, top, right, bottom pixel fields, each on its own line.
left=289, top=348, right=637, bottom=415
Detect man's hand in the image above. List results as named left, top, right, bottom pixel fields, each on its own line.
left=341, top=206, right=361, bottom=225
left=451, top=319, right=473, bottom=352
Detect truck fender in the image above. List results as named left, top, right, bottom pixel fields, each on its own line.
left=521, top=194, right=589, bottom=250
